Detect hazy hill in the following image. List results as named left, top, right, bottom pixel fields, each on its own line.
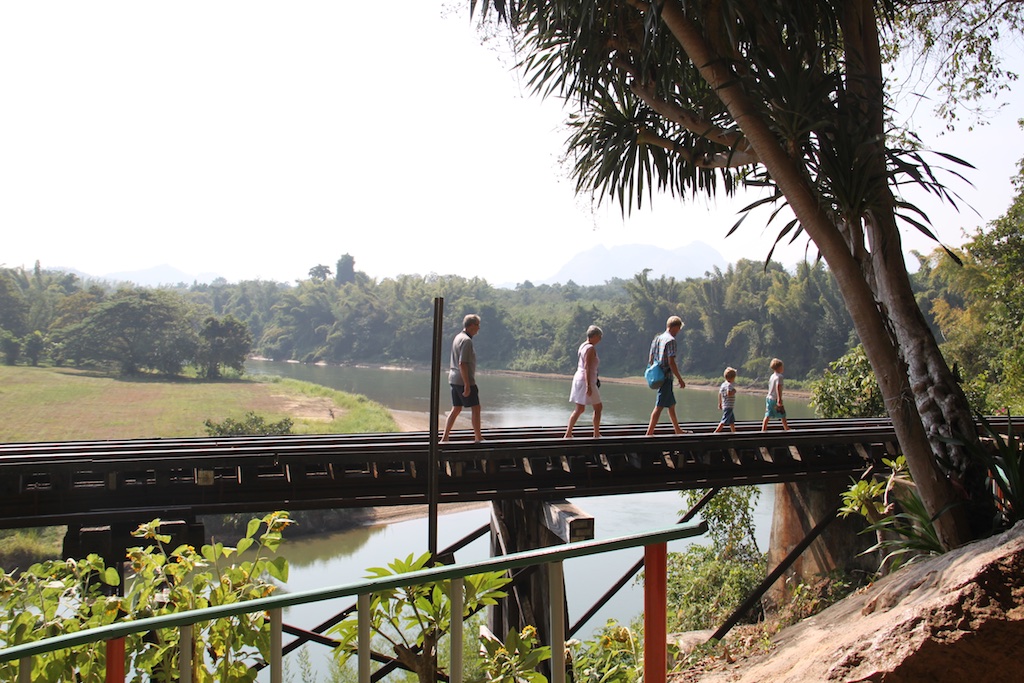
left=538, top=242, right=728, bottom=286
left=41, top=265, right=224, bottom=287
left=100, top=264, right=223, bottom=286
left=48, top=242, right=729, bottom=289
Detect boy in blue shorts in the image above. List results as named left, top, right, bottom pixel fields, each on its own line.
left=714, top=367, right=738, bottom=433
left=761, top=357, right=790, bottom=431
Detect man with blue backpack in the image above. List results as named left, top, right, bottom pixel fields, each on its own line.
left=645, top=315, right=687, bottom=435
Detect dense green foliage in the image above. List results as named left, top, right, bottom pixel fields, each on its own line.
left=911, top=150, right=1024, bottom=413
left=840, top=456, right=944, bottom=573
left=0, top=263, right=252, bottom=377
left=0, top=513, right=292, bottom=683
left=472, top=626, right=551, bottom=683
left=662, top=488, right=767, bottom=632
left=567, top=621, right=641, bottom=683
left=810, top=346, right=887, bottom=419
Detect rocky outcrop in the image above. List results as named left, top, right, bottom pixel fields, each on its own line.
left=682, top=521, right=1024, bottom=682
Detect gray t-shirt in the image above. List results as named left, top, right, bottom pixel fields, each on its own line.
left=448, top=331, right=476, bottom=386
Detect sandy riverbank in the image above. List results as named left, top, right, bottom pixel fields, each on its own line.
left=361, top=501, right=491, bottom=527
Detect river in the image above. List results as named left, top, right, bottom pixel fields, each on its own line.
left=245, top=360, right=812, bottom=680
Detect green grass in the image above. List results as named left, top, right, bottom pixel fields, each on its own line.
left=0, top=366, right=398, bottom=443
left=0, top=527, right=67, bottom=572
left=0, top=366, right=400, bottom=568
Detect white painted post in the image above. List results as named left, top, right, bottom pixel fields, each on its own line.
left=18, top=657, right=30, bottom=683
left=270, top=609, right=283, bottom=683
left=179, top=624, right=192, bottom=683
left=358, top=593, right=371, bottom=683
left=450, top=577, right=464, bottom=683
left=548, top=561, right=566, bottom=683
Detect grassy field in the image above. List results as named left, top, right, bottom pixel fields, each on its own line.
left=0, top=365, right=400, bottom=568
left=0, top=365, right=398, bottom=443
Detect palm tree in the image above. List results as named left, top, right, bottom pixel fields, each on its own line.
left=472, top=0, right=996, bottom=546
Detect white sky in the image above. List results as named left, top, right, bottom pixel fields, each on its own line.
left=1, top=2, right=1021, bottom=286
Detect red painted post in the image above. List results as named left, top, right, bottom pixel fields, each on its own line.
left=643, top=542, right=667, bottom=683
left=106, top=637, right=126, bottom=683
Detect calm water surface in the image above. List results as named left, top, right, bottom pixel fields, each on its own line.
left=246, top=360, right=803, bottom=680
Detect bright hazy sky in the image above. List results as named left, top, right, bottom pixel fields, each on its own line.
left=1, top=2, right=1021, bottom=286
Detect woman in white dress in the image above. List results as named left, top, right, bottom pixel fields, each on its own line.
left=564, top=325, right=603, bottom=438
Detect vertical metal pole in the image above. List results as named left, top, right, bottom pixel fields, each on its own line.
left=180, top=624, right=193, bottom=683
left=270, top=609, right=283, bottom=683
left=18, top=657, right=30, bottom=683
left=643, top=543, right=667, bottom=683
left=548, top=561, right=566, bottom=683
left=105, top=637, right=126, bottom=683
left=428, top=297, right=444, bottom=558
left=358, top=593, right=371, bottom=683
left=450, top=577, right=464, bottom=683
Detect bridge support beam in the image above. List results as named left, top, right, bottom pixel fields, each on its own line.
left=765, top=479, right=874, bottom=608
left=489, top=499, right=594, bottom=656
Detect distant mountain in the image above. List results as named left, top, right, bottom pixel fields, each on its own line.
left=539, top=242, right=728, bottom=286
left=99, top=264, right=222, bottom=287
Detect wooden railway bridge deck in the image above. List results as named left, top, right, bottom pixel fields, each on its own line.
left=3, top=416, right=1016, bottom=531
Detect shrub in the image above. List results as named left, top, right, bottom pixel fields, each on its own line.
left=204, top=411, right=293, bottom=436
left=0, top=512, right=293, bottom=683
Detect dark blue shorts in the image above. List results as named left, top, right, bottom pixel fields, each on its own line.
left=719, top=407, right=735, bottom=425
left=450, top=384, right=480, bottom=408
left=655, top=379, right=676, bottom=408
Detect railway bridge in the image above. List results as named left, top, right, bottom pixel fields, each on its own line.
left=0, top=417, right=921, bottom=531
left=3, top=415, right=1017, bottom=672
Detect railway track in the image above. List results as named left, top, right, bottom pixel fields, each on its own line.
left=1, top=416, right=1018, bottom=529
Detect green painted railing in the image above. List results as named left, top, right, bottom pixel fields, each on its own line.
left=0, top=521, right=707, bottom=683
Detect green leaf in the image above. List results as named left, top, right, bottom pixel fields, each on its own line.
left=267, top=556, right=289, bottom=582
left=102, top=567, right=121, bottom=587
left=246, top=517, right=261, bottom=540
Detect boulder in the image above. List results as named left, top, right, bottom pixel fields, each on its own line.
left=681, top=520, right=1024, bottom=682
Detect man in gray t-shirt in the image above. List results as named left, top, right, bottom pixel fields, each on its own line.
left=442, top=314, right=482, bottom=442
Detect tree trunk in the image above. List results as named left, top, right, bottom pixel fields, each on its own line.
left=842, top=0, right=993, bottom=537
left=395, top=633, right=439, bottom=683
left=867, top=210, right=994, bottom=535
left=659, top=0, right=973, bottom=548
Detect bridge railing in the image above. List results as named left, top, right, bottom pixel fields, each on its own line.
left=0, top=521, right=707, bottom=683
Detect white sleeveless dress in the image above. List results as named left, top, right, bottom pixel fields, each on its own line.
left=569, top=341, right=601, bottom=405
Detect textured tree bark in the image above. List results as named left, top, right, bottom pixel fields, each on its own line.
left=867, top=211, right=994, bottom=534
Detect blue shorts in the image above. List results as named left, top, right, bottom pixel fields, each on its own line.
left=656, top=378, right=676, bottom=408
left=765, top=397, right=785, bottom=419
left=451, top=384, right=480, bottom=408
left=719, top=407, right=735, bottom=425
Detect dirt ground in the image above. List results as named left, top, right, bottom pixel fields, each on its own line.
left=269, top=392, right=340, bottom=421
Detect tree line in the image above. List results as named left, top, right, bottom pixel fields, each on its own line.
left=1, top=254, right=860, bottom=383
left=0, top=266, right=250, bottom=378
